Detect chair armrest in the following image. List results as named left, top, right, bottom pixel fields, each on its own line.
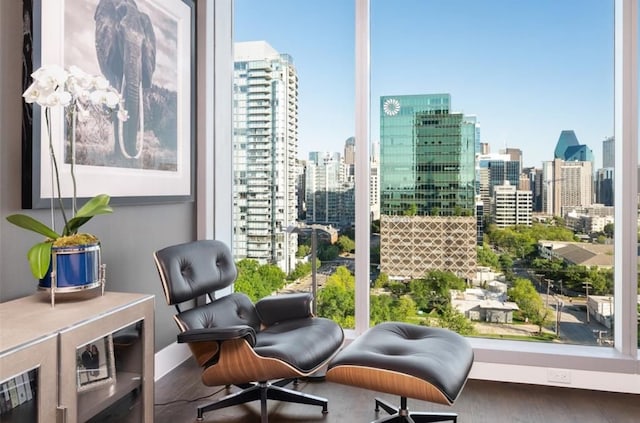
left=177, top=325, right=256, bottom=347
left=255, top=293, right=313, bottom=326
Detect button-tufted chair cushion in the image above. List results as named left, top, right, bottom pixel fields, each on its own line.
left=154, top=240, right=237, bottom=305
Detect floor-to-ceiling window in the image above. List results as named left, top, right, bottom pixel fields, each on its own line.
left=370, top=0, right=618, bottom=348
left=227, top=0, right=638, bottom=390
left=233, top=0, right=357, bottom=327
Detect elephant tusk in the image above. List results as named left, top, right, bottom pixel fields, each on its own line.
left=117, top=82, right=144, bottom=160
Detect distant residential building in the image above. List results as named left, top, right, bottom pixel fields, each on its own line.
left=602, top=136, right=614, bottom=168
left=595, top=167, right=614, bottom=206
left=477, top=153, right=520, bottom=218
left=344, top=136, right=356, bottom=166
left=492, top=181, right=532, bottom=227
left=565, top=211, right=614, bottom=234
left=533, top=167, right=544, bottom=212
left=233, top=41, right=298, bottom=273
left=542, top=158, right=593, bottom=216
left=560, top=161, right=593, bottom=209
left=305, top=152, right=354, bottom=228
left=537, top=240, right=613, bottom=269
left=451, top=288, right=519, bottom=323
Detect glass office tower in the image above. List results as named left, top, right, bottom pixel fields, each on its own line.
left=380, top=94, right=476, bottom=216
left=379, top=94, right=477, bottom=280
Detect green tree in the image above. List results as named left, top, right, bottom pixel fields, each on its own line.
left=508, top=277, right=551, bottom=334
left=404, top=204, right=418, bottom=216
left=373, top=272, right=390, bottom=289
left=603, top=223, right=614, bottom=239
left=477, top=244, right=500, bottom=270
left=499, top=253, right=515, bottom=281
left=370, top=294, right=416, bottom=325
left=409, top=270, right=465, bottom=313
left=317, top=266, right=355, bottom=328
left=426, top=304, right=475, bottom=335
left=296, top=244, right=311, bottom=258
left=235, top=259, right=286, bottom=302
left=337, top=235, right=355, bottom=253
left=317, top=243, right=340, bottom=261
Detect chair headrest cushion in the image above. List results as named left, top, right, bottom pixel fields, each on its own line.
left=154, top=240, right=237, bottom=305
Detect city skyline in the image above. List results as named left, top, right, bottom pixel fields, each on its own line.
left=234, top=0, right=614, bottom=169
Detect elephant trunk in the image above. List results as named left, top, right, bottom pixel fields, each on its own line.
left=121, top=34, right=144, bottom=158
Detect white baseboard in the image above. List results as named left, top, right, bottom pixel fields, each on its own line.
left=154, top=341, right=192, bottom=381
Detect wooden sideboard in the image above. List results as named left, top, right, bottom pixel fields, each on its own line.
left=0, top=291, right=154, bottom=422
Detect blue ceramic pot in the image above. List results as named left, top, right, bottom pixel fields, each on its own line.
left=38, top=243, right=102, bottom=290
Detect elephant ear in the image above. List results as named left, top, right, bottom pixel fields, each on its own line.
left=94, top=0, right=121, bottom=90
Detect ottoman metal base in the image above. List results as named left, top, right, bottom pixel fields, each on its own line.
left=373, top=396, right=458, bottom=423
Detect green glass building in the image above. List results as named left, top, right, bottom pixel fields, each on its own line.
left=380, top=94, right=476, bottom=216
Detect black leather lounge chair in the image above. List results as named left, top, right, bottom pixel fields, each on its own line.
left=153, top=239, right=345, bottom=422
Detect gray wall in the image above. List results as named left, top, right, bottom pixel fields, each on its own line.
left=0, top=1, right=196, bottom=352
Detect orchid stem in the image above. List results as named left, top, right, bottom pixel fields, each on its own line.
left=45, top=108, right=69, bottom=233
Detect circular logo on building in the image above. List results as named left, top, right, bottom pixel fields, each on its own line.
left=383, top=98, right=400, bottom=116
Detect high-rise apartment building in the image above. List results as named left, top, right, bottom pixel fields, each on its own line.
left=542, top=158, right=593, bottom=217
left=560, top=161, right=593, bottom=213
left=379, top=94, right=476, bottom=280
left=305, top=152, right=354, bottom=228
left=233, top=41, right=298, bottom=273
left=493, top=181, right=532, bottom=227
left=477, top=153, right=521, bottom=217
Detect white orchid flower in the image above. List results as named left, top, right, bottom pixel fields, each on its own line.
left=93, top=76, right=110, bottom=90
left=31, top=65, right=68, bottom=92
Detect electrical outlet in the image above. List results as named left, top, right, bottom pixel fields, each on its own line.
left=547, top=369, right=571, bottom=384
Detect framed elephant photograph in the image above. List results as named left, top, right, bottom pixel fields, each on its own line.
left=21, top=0, right=195, bottom=208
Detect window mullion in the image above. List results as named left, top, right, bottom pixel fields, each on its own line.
left=613, top=0, right=638, bottom=356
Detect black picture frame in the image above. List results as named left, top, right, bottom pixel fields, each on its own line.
left=22, top=0, right=195, bottom=208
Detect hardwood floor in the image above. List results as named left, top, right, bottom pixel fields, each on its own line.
left=154, top=359, right=640, bottom=423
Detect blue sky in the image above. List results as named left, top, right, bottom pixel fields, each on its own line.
left=235, top=0, right=614, bottom=169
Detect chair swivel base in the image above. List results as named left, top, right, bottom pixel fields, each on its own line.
left=372, top=396, right=458, bottom=423
left=196, top=379, right=328, bottom=423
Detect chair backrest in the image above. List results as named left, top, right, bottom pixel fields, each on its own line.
left=153, top=240, right=237, bottom=306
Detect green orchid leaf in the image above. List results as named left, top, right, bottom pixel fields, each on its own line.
left=6, top=214, right=60, bottom=239
left=75, top=194, right=113, bottom=218
left=64, top=194, right=113, bottom=235
left=27, top=241, right=53, bottom=280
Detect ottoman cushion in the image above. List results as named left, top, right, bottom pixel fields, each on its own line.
left=327, top=322, right=474, bottom=405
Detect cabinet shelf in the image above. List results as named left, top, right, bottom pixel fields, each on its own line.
left=79, top=371, right=141, bottom=422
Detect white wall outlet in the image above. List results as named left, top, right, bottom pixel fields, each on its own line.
left=547, top=369, right=572, bottom=384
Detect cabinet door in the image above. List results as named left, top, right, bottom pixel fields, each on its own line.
left=0, top=334, right=57, bottom=422
left=58, top=298, right=154, bottom=423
